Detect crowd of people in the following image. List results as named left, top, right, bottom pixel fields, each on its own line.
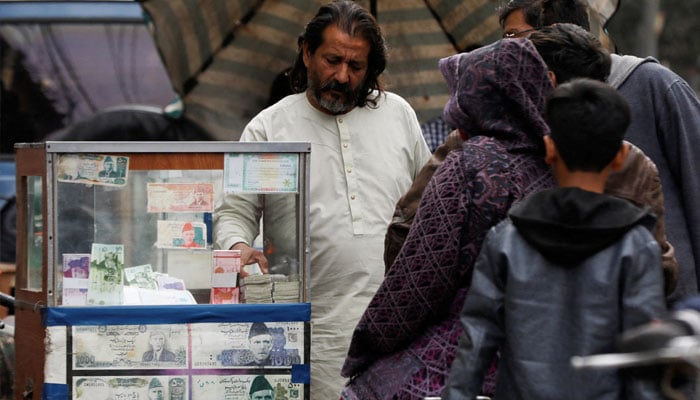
left=211, top=0, right=700, bottom=399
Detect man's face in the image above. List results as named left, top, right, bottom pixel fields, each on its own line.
left=250, top=389, right=274, bottom=400
left=249, top=333, right=273, bottom=364
left=148, top=387, right=164, bottom=400
left=150, top=333, right=165, bottom=351
left=183, top=229, right=195, bottom=244
left=303, top=24, right=370, bottom=115
left=104, top=162, right=113, bottom=172
left=502, top=9, right=536, bottom=38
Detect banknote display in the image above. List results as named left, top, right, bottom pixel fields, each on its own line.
left=73, top=375, right=187, bottom=400
left=87, top=244, right=124, bottom=306
left=62, top=253, right=90, bottom=306
left=156, top=220, right=207, bottom=249
left=72, top=324, right=188, bottom=370
left=124, top=264, right=159, bottom=290
left=146, top=183, right=214, bottom=213
left=190, top=322, right=304, bottom=368
left=57, top=154, right=128, bottom=187
left=191, top=374, right=304, bottom=400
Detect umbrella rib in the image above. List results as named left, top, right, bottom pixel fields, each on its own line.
left=421, top=0, right=460, bottom=52
left=183, top=0, right=266, bottom=96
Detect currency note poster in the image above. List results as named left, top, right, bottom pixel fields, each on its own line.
left=146, top=183, right=215, bottom=213
left=190, top=322, right=304, bottom=369
left=73, top=375, right=187, bottom=400
left=72, top=324, right=188, bottom=370
left=192, top=374, right=304, bottom=400
left=57, top=154, right=129, bottom=187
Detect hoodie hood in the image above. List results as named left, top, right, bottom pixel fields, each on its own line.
left=439, top=39, right=553, bottom=154
left=509, top=187, right=656, bottom=264
left=608, top=54, right=658, bottom=89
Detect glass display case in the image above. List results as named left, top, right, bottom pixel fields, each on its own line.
left=14, top=141, right=311, bottom=400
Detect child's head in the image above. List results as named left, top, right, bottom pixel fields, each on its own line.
left=544, top=78, right=629, bottom=172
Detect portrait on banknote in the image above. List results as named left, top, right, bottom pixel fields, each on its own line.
left=124, top=264, right=159, bottom=290
left=156, top=220, right=207, bottom=249
left=73, top=376, right=188, bottom=400
left=147, top=183, right=215, bottom=213
left=191, top=374, right=303, bottom=399
left=62, top=253, right=90, bottom=305
left=57, top=154, right=129, bottom=187
left=72, top=324, right=188, bottom=369
left=190, top=321, right=304, bottom=368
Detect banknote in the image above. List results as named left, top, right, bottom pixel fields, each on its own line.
left=124, top=264, right=159, bottom=290
left=73, top=375, right=187, bottom=400
left=156, top=220, right=207, bottom=249
left=72, top=324, right=188, bottom=370
left=190, top=321, right=304, bottom=369
left=62, top=253, right=90, bottom=305
left=209, top=287, right=240, bottom=304
left=191, top=374, right=304, bottom=399
left=147, top=182, right=215, bottom=213
left=57, top=154, right=129, bottom=187
left=87, top=244, right=124, bottom=306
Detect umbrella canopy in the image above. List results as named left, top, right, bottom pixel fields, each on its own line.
left=140, top=0, right=618, bottom=141
left=139, top=0, right=503, bottom=141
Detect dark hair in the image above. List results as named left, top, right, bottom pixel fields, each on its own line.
left=529, top=23, right=610, bottom=83
left=545, top=78, right=629, bottom=172
left=498, top=0, right=544, bottom=28
left=498, top=0, right=590, bottom=30
left=289, top=0, right=387, bottom=108
left=542, top=0, right=590, bottom=30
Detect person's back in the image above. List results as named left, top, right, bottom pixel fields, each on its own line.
left=504, top=0, right=700, bottom=306
left=443, top=78, right=667, bottom=399
left=607, top=53, right=700, bottom=303
left=342, top=38, right=557, bottom=399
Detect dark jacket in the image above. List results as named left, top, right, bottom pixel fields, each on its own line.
left=443, top=187, right=667, bottom=400
left=384, top=134, right=678, bottom=300
left=609, top=54, right=700, bottom=304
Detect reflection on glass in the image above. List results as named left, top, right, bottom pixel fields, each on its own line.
left=26, top=176, right=43, bottom=290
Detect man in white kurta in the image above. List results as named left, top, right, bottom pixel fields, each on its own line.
left=214, top=3, right=430, bottom=397
left=215, top=90, right=429, bottom=398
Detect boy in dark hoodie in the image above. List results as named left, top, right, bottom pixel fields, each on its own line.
left=442, top=78, right=667, bottom=400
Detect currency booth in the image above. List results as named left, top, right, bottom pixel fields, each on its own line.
left=13, top=141, right=311, bottom=400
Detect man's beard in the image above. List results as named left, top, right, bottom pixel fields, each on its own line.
left=308, top=74, right=365, bottom=114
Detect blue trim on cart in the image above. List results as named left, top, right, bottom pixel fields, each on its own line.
left=42, top=303, right=311, bottom=326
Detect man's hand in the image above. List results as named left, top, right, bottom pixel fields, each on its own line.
left=232, top=242, right=269, bottom=276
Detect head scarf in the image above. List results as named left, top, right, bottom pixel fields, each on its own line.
left=439, top=38, right=553, bottom=152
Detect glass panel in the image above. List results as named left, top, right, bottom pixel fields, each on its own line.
left=52, top=155, right=302, bottom=306
left=26, top=175, right=43, bottom=290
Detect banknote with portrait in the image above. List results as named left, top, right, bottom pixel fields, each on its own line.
left=72, top=324, right=188, bottom=370
left=57, top=154, right=129, bottom=187
left=190, top=321, right=304, bottom=369
left=87, top=244, right=124, bottom=306
left=191, top=374, right=304, bottom=400
left=146, top=182, right=215, bottom=213
left=72, top=375, right=187, bottom=400
left=62, top=253, right=90, bottom=305
left=156, top=220, right=207, bottom=249
left=124, top=264, right=158, bottom=290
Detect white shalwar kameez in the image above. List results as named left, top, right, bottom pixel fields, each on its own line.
left=214, top=92, right=430, bottom=399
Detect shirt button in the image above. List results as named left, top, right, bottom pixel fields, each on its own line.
left=338, top=118, right=343, bottom=123
left=343, top=143, right=348, bottom=148
left=347, top=168, right=352, bottom=173
left=351, top=195, right=356, bottom=200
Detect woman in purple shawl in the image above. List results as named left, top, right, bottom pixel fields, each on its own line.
left=340, top=39, right=557, bottom=399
